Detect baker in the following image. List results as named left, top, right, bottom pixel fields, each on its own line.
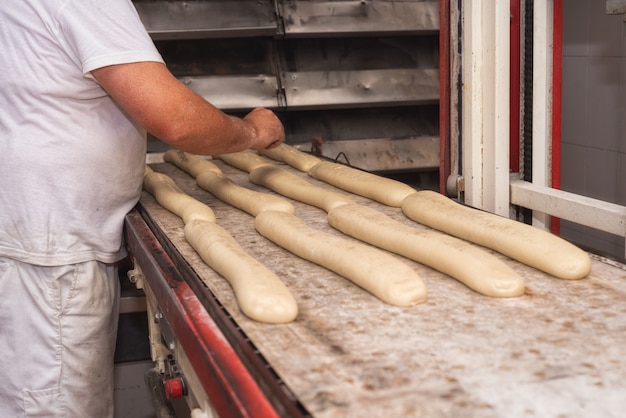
left=0, top=0, right=284, bottom=416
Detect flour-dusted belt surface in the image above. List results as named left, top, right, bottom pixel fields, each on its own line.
left=140, top=159, right=626, bottom=418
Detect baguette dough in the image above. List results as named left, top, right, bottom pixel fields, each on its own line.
left=143, top=166, right=298, bottom=323
left=255, top=210, right=427, bottom=306
left=309, top=161, right=416, bottom=207
left=196, top=171, right=295, bottom=217
left=402, top=191, right=591, bottom=280
left=249, top=165, right=356, bottom=212
left=143, top=167, right=216, bottom=224
left=258, top=143, right=322, bottom=172
left=163, top=149, right=221, bottom=178
left=164, top=150, right=295, bottom=217
left=328, top=204, right=525, bottom=297
left=185, top=218, right=298, bottom=323
left=215, top=151, right=274, bottom=173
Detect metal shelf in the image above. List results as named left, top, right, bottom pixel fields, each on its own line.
left=279, top=0, right=439, bottom=37
left=134, top=0, right=277, bottom=40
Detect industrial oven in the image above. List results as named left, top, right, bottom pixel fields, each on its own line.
left=114, top=1, right=626, bottom=417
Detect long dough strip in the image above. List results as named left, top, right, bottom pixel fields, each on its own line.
left=143, top=166, right=216, bottom=224
left=309, top=161, right=416, bottom=207
left=329, top=204, right=525, bottom=297
left=163, top=149, right=221, bottom=177
left=402, top=191, right=591, bottom=280
left=249, top=165, right=356, bottom=212
left=184, top=219, right=298, bottom=323
left=258, top=143, right=322, bottom=172
left=143, top=167, right=298, bottom=323
left=164, top=150, right=294, bottom=217
left=257, top=144, right=416, bottom=207
left=215, top=151, right=274, bottom=173
left=255, top=211, right=427, bottom=307
left=219, top=152, right=525, bottom=297
left=197, top=172, right=296, bottom=217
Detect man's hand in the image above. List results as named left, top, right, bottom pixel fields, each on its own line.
left=243, top=108, right=285, bottom=150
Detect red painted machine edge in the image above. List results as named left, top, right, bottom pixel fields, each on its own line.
left=124, top=210, right=279, bottom=418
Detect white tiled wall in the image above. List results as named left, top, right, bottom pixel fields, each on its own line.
left=561, top=0, right=626, bottom=258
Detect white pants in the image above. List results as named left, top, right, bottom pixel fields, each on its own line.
left=0, top=257, right=120, bottom=417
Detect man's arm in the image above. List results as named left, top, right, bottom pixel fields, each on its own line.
left=91, top=61, right=284, bottom=154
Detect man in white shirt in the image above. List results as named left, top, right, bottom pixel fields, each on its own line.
left=0, top=0, right=284, bottom=416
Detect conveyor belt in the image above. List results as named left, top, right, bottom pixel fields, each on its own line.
left=139, top=158, right=626, bottom=417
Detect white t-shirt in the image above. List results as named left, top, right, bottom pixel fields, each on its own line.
left=0, top=0, right=164, bottom=265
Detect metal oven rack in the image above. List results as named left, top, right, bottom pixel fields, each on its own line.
left=133, top=0, right=440, bottom=176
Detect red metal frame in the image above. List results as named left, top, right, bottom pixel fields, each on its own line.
left=510, top=0, right=521, bottom=173
left=124, top=210, right=280, bottom=418
left=439, top=0, right=451, bottom=194
left=551, top=0, right=563, bottom=234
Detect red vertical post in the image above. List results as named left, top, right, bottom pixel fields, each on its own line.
left=439, top=0, right=451, bottom=194
left=551, top=0, right=563, bottom=235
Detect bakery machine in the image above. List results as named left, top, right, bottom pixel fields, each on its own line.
left=117, top=1, right=626, bottom=417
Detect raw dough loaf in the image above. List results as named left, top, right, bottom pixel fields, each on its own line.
left=249, top=165, right=355, bottom=212
left=185, top=218, right=298, bottom=323
left=309, top=161, right=416, bottom=207
left=143, top=166, right=298, bottom=323
left=328, top=204, right=525, bottom=297
left=143, top=167, right=216, bottom=224
left=258, top=143, right=322, bottom=172
left=196, top=171, right=295, bottom=217
left=164, top=149, right=295, bottom=217
left=402, top=191, right=591, bottom=280
left=215, top=151, right=274, bottom=173
left=163, top=149, right=221, bottom=178
left=255, top=210, right=427, bottom=306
